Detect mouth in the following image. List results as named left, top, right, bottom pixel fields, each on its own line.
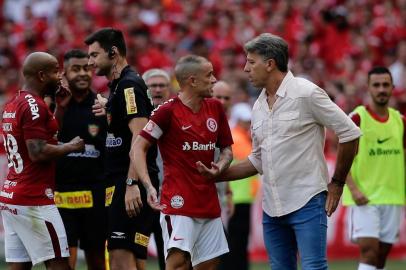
left=153, top=95, right=163, bottom=100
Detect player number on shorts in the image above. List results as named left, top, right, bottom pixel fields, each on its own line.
left=2, top=134, right=23, bottom=173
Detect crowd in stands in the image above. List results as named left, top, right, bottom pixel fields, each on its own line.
left=1, top=0, right=406, bottom=155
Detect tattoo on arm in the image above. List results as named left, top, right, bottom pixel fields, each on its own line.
left=26, top=139, right=47, bottom=159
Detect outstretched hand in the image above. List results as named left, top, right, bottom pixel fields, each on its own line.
left=145, top=185, right=166, bottom=211
left=196, top=161, right=221, bottom=179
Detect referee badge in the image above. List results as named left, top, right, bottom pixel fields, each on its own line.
left=124, top=87, right=137, bottom=115
left=88, top=124, right=99, bottom=137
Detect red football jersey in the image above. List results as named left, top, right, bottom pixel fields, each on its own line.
left=1, top=91, right=58, bottom=205
left=140, top=97, right=233, bottom=218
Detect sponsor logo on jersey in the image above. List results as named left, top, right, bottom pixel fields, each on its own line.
left=2, top=111, right=15, bottom=119
left=3, top=180, right=17, bottom=189
left=369, top=148, right=401, bottom=156
left=206, top=118, right=217, bottom=132
left=124, top=87, right=137, bottom=115
left=105, top=186, right=115, bottom=207
left=88, top=124, right=99, bottom=137
left=181, top=125, right=192, bottom=131
left=2, top=123, right=12, bottom=132
left=67, top=144, right=100, bottom=158
left=182, top=141, right=216, bottom=151
left=111, top=231, right=126, bottom=239
left=135, top=232, right=150, bottom=247
left=170, top=195, right=184, bottom=209
left=106, top=133, right=123, bottom=148
left=377, top=137, right=391, bottom=144
left=54, top=190, right=93, bottom=208
left=24, top=94, right=40, bottom=120
left=0, top=191, right=14, bottom=199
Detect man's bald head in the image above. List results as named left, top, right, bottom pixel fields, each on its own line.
left=212, top=80, right=233, bottom=113
left=22, top=52, right=58, bottom=77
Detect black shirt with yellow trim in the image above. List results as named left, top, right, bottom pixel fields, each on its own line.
left=105, top=65, right=158, bottom=178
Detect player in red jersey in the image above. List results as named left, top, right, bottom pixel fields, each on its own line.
left=131, top=55, right=233, bottom=270
left=0, top=52, right=84, bottom=270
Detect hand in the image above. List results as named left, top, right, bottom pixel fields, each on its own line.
left=351, top=189, right=369, bottom=206
left=325, top=182, right=343, bottom=217
left=145, top=185, right=166, bottom=211
left=92, top=94, right=107, bottom=116
left=68, top=136, right=85, bottom=152
left=196, top=161, right=221, bottom=179
left=125, top=185, right=143, bottom=217
left=55, top=84, right=72, bottom=108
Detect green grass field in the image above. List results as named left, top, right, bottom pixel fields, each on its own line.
left=7, top=258, right=403, bottom=270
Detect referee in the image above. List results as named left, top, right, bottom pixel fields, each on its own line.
left=54, top=49, right=108, bottom=270
left=85, top=28, right=159, bottom=270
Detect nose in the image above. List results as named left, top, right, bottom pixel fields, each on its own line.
left=211, top=75, right=217, bottom=84
left=88, top=58, right=94, bottom=67
left=244, top=63, right=249, bottom=72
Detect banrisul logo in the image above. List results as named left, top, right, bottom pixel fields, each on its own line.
left=182, top=141, right=215, bottom=151
left=369, top=148, right=401, bottom=156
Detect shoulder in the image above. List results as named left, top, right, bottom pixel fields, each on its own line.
left=204, top=97, right=223, bottom=109
left=151, top=98, right=176, bottom=117
left=118, top=72, right=147, bottom=93
left=286, top=76, right=322, bottom=98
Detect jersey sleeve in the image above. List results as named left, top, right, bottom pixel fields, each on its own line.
left=215, top=101, right=233, bottom=148
left=116, top=79, right=151, bottom=121
left=349, top=111, right=361, bottom=127
left=19, top=100, right=50, bottom=141
left=139, top=102, right=172, bottom=143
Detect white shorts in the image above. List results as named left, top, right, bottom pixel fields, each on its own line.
left=348, top=205, right=403, bottom=244
left=1, top=203, right=69, bottom=265
left=160, top=214, right=229, bottom=266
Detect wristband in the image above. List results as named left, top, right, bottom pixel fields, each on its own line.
left=331, top=177, right=345, bottom=187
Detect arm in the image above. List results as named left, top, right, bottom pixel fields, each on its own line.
left=54, top=85, right=72, bottom=127
left=346, top=173, right=369, bottom=206
left=125, top=117, right=150, bottom=217
left=325, top=138, right=359, bottom=216
left=25, top=136, right=84, bottom=162
left=218, top=158, right=258, bottom=182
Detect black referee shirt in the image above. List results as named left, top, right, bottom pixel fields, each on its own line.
left=105, top=65, right=158, bottom=178
left=56, top=91, right=107, bottom=187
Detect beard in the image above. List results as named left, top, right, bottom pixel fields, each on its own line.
left=95, top=63, right=113, bottom=76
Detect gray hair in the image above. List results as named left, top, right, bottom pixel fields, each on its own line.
left=175, top=55, right=208, bottom=85
left=244, top=33, right=288, bottom=72
left=142, top=68, right=170, bottom=83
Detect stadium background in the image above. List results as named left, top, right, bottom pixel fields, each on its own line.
left=0, top=0, right=405, bottom=268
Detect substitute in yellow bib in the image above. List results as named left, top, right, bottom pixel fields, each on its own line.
left=342, top=67, right=405, bottom=270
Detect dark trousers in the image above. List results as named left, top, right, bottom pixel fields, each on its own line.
left=224, top=203, right=251, bottom=270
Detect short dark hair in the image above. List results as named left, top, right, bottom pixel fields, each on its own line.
left=174, top=55, right=208, bottom=85
left=84, top=28, right=127, bottom=57
left=63, top=49, right=88, bottom=63
left=368, top=66, right=393, bottom=83
left=244, top=33, right=289, bottom=72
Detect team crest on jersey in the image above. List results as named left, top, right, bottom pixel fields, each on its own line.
left=206, top=118, right=217, bottom=132
left=88, top=124, right=99, bottom=137
left=170, top=195, right=184, bottom=209
left=107, top=112, right=112, bottom=126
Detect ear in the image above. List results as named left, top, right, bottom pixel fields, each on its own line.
left=37, top=70, right=46, bottom=82
left=265, top=58, right=274, bottom=72
left=189, top=75, right=197, bottom=87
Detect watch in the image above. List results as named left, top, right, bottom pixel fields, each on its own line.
left=126, top=178, right=138, bottom=186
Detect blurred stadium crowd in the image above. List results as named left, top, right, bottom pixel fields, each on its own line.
left=0, top=0, right=406, bottom=153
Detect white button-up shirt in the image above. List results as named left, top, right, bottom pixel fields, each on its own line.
left=248, top=71, right=361, bottom=217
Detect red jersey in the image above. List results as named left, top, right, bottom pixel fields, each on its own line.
left=1, top=91, right=58, bottom=205
left=140, top=97, right=233, bottom=218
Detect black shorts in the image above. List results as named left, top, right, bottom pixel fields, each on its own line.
left=107, top=173, right=159, bottom=259
left=57, top=183, right=108, bottom=251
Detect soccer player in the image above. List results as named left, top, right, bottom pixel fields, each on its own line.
left=54, top=49, right=108, bottom=270
left=0, top=52, right=85, bottom=270
left=85, top=28, right=159, bottom=270
left=343, top=67, right=405, bottom=270
left=132, top=55, right=233, bottom=270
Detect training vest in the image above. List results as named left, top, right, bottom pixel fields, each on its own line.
left=343, top=106, right=405, bottom=205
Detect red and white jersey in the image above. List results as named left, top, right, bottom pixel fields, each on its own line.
left=1, top=91, right=58, bottom=205
left=140, top=97, right=233, bottom=218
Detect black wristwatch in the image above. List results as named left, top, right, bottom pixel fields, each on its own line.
left=126, top=178, right=138, bottom=186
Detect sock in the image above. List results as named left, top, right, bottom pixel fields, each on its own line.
left=358, top=263, right=376, bottom=270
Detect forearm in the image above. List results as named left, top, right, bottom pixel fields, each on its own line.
left=132, top=137, right=154, bottom=189
left=218, top=158, right=258, bottom=182
left=26, top=139, right=74, bottom=162
left=333, top=139, right=358, bottom=184
left=345, top=173, right=359, bottom=194
left=217, top=146, right=233, bottom=173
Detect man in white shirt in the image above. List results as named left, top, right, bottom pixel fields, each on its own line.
left=202, top=33, right=361, bottom=270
